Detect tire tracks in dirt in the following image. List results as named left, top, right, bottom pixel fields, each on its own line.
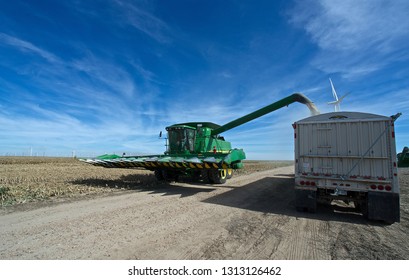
left=1, top=166, right=409, bottom=259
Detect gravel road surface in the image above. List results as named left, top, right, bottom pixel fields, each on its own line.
left=1, top=166, right=408, bottom=259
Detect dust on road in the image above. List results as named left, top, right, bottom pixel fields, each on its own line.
left=1, top=166, right=408, bottom=259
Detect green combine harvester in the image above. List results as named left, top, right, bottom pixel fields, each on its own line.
left=81, top=93, right=319, bottom=184
left=397, top=147, right=409, bottom=167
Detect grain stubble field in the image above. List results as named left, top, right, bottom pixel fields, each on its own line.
left=1, top=157, right=408, bottom=259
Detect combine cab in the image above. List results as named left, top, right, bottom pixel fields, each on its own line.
left=81, top=93, right=319, bottom=184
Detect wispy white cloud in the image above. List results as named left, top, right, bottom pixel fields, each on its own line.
left=71, top=55, right=137, bottom=99
left=0, top=31, right=169, bottom=156
left=289, top=0, right=409, bottom=78
left=0, top=33, right=60, bottom=63
left=110, top=0, right=171, bottom=43
left=1, top=1, right=407, bottom=159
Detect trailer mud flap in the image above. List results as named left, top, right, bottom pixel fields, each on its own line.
left=367, top=192, right=400, bottom=223
left=295, top=189, right=317, bottom=213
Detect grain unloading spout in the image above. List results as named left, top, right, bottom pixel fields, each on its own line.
left=211, top=93, right=319, bottom=136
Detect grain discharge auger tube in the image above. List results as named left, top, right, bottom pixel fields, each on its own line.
left=80, top=93, right=319, bottom=184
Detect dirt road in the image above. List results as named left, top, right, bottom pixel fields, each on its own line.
left=1, top=166, right=408, bottom=260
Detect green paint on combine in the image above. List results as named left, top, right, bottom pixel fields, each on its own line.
left=81, top=93, right=319, bottom=184
left=96, top=154, right=122, bottom=160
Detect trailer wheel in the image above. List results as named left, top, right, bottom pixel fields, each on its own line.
left=209, top=169, right=227, bottom=184
left=295, top=189, right=317, bottom=213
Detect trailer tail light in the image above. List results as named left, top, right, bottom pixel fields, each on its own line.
left=385, top=185, right=392, bottom=191
left=393, top=162, right=397, bottom=167
left=299, top=180, right=316, bottom=186
left=370, top=185, right=377, bottom=190
left=378, top=185, right=384, bottom=191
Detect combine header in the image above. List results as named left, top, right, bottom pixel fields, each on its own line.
left=81, top=93, right=318, bottom=184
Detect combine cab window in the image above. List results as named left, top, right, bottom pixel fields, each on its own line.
left=168, top=128, right=196, bottom=154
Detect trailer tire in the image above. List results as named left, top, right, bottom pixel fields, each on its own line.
left=353, top=201, right=368, bottom=217
left=295, top=189, right=317, bottom=213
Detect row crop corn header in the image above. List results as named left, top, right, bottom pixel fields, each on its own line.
left=81, top=93, right=319, bottom=184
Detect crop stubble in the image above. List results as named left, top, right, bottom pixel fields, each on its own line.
left=0, top=157, right=292, bottom=207
left=1, top=158, right=408, bottom=259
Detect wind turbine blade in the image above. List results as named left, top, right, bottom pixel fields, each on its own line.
left=338, top=92, right=350, bottom=102
left=329, top=78, right=339, bottom=100
left=327, top=101, right=339, bottom=105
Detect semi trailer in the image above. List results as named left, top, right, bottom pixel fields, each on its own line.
left=293, top=112, right=401, bottom=223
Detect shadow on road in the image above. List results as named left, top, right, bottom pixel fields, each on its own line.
left=71, top=174, right=216, bottom=198
left=202, top=176, right=384, bottom=226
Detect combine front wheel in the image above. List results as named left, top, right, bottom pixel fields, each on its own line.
left=162, top=170, right=179, bottom=182
left=201, top=170, right=211, bottom=183
left=226, top=168, right=233, bottom=179
left=209, top=169, right=227, bottom=184
left=154, top=169, right=164, bottom=181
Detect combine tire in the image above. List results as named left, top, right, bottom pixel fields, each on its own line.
left=162, top=170, right=179, bottom=182
left=209, top=169, right=227, bottom=184
left=154, top=169, right=164, bottom=181
left=201, top=170, right=211, bottom=183
left=226, top=168, right=233, bottom=179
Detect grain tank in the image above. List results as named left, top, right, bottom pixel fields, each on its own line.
left=293, top=112, right=401, bottom=223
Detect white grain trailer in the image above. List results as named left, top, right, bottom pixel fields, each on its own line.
left=293, top=112, right=401, bottom=223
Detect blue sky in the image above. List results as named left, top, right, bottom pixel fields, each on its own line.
left=0, top=0, right=408, bottom=159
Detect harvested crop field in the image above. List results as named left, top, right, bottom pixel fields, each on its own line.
left=1, top=157, right=408, bottom=260
left=0, top=157, right=291, bottom=208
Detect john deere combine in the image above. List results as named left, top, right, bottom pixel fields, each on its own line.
left=81, top=93, right=319, bottom=184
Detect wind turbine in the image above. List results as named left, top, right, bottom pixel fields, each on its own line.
left=327, top=78, right=349, bottom=112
